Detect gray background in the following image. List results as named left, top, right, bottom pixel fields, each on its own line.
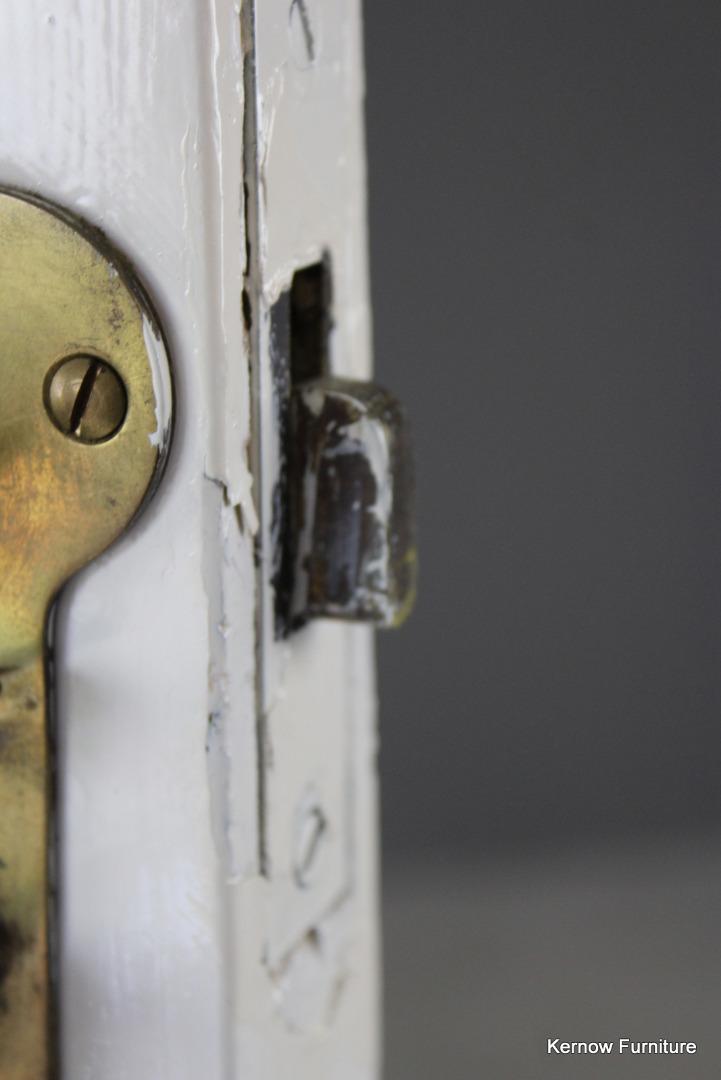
left=362, top=3, right=721, bottom=1076
left=365, top=0, right=721, bottom=860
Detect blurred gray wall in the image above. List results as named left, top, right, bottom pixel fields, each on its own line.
left=364, top=1, right=721, bottom=860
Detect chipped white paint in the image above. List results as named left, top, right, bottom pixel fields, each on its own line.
left=0, top=2, right=378, bottom=1078
left=143, top=317, right=174, bottom=452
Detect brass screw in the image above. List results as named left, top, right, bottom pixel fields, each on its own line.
left=45, top=356, right=127, bottom=443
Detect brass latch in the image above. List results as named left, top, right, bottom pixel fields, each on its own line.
left=0, top=189, right=173, bottom=1078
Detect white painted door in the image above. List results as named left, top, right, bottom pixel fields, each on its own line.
left=0, top=3, right=379, bottom=1077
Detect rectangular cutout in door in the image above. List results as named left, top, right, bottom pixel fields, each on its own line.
left=271, top=258, right=333, bottom=636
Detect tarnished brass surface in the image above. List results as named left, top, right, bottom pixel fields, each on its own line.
left=0, top=659, right=50, bottom=1079
left=0, top=190, right=172, bottom=1077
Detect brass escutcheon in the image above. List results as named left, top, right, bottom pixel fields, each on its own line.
left=0, top=189, right=173, bottom=1079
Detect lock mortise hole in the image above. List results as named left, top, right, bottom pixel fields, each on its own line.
left=289, top=258, right=332, bottom=383
left=271, top=257, right=333, bottom=636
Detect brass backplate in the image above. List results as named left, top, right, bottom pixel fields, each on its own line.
left=0, top=189, right=173, bottom=1078
left=0, top=190, right=172, bottom=667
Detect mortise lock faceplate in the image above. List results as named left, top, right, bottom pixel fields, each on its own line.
left=0, top=189, right=173, bottom=1079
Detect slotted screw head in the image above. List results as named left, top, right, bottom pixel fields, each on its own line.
left=45, top=355, right=127, bottom=443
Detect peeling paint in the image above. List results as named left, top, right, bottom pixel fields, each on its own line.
left=143, top=316, right=173, bottom=452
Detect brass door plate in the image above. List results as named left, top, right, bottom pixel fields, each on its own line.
left=0, top=189, right=173, bottom=1078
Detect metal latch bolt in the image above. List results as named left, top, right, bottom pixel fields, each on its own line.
left=270, top=265, right=417, bottom=635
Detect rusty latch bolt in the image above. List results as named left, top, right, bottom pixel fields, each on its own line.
left=285, top=377, right=417, bottom=630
